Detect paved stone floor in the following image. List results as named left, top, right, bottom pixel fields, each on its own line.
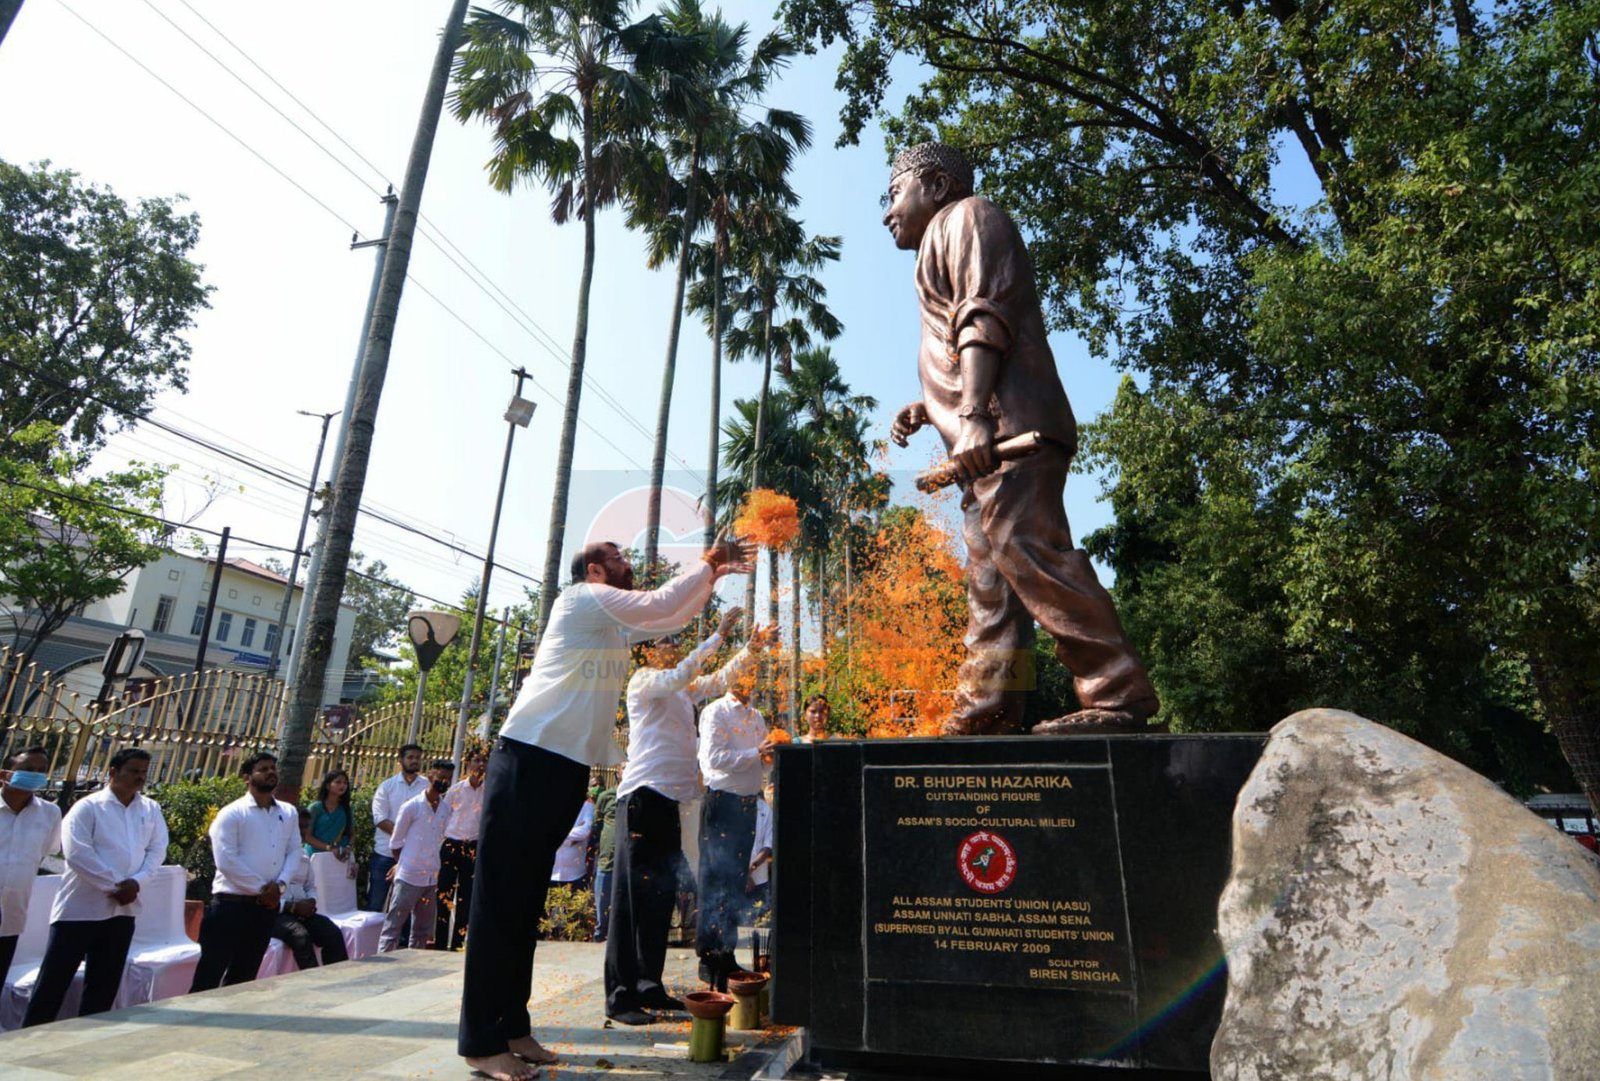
left=0, top=943, right=792, bottom=1080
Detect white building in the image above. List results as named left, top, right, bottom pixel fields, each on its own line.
left=19, top=550, right=357, bottom=706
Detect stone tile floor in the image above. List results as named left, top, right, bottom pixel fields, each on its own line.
left=0, top=943, right=793, bottom=1080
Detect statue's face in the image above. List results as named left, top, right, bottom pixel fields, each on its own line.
left=883, top=169, right=944, bottom=250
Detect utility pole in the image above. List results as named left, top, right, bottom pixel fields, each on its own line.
left=277, top=0, right=470, bottom=801
left=279, top=189, right=398, bottom=716
left=0, top=1, right=25, bottom=49
left=452, top=368, right=534, bottom=765
left=188, top=527, right=230, bottom=725
left=268, top=411, right=335, bottom=688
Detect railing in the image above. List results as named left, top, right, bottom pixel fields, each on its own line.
left=0, top=646, right=462, bottom=794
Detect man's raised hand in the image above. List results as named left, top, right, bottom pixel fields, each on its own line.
left=716, top=606, right=745, bottom=639
left=704, top=528, right=757, bottom=579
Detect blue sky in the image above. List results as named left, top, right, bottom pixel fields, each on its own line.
left=1, top=0, right=1142, bottom=623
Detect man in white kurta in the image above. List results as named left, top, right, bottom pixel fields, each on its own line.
left=24, top=748, right=168, bottom=1026
left=0, top=747, right=62, bottom=991
left=603, top=607, right=761, bottom=1022
left=457, top=534, right=753, bottom=1081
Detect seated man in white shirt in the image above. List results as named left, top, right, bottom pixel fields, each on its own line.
left=271, top=806, right=350, bottom=969
left=0, top=746, right=63, bottom=991
left=696, top=673, right=781, bottom=988
left=23, top=747, right=168, bottom=1026
left=549, top=795, right=595, bottom=891
left=190, top=752, right=301, bottom=991
left=379, top=760, right=455, bottom=952
left=458, top=532, right=753, bottom=1081
left=746, top=780, right=775, bottom=922
left=603, top=606, right=765, bottom=1024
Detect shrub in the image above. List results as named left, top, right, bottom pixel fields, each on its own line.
left=147, top=775, right=245, bottom=865
left=539, top=884, right=596, bottom=941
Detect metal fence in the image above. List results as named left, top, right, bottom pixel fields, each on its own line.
left=0, top=646, right=463, bottom=794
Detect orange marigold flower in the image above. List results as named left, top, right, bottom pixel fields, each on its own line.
left=767, top=728, right=792, bottom=745
left=733, top=488, right=800, bottom=548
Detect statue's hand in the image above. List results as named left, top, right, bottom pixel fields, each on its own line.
left=890, top=401, right=929, bottom=447
left=951, top=414, right=999, bottom=485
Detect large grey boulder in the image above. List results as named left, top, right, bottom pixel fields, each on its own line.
left=1213, top=708, right=1600, bottom=1081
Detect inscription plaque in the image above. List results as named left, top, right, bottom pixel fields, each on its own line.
left=863, top=764, right=1133, bottom=991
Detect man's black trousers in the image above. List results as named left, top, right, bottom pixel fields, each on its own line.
left=22, top=915, right=134, bottom=1026
left=603, top=786, right=680, bottom=1014
left=696, top=788, right=758, bottom=963
left=434, top=837, right=476, bottom=951
left=271, top=910, right=350, bottom=969
left=190, top=894, right=278, bottom=991
left=457, top=737, right=587, bottom=1058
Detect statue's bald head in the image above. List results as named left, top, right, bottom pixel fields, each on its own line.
left=890, top=142, right=975, bottom=200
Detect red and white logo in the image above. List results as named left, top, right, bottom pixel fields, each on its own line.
left=958, top=830, right=1018, bottom=894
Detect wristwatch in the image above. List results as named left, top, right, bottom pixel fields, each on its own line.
left=957, top=403, right=995, bottom=420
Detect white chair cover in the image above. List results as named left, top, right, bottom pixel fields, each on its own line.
left=116, top=865, right=200, bottom=1008
left=0, top=874, right=67, bottom=1030
left=310, top=852, right=383, bottom=959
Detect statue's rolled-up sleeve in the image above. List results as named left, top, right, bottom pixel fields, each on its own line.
left=937, top=200, right=1023, bottom=360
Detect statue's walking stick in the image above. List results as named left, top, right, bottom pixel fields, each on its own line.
left=914, top=431, right=1045, bottom=492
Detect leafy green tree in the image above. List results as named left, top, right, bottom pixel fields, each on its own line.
left=780, top=0, right=1600, bottom=803
left=0, top=160, right=210, bottom=459
left=453, top=0, right=656, bottom=634
left=0, top=425, right=170, bottom=683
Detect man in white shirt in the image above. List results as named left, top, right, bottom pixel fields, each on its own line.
left=458, top=532, right=753, bottom=1081
left=696, top=673, right=779, bottom=988
left=603, top=607, right=763, bottom=1024
left=23, top=747, right=168, bottom=1026
left=550, top=795, right=595, bottom=888
left=380, top=759, right=455, bottom=952
left=747, top=782, right=775, bottom=919
left=435, top=748, right=486, bottom=952
left=0, top=747, right=63, bottom=991
left=368, top=743, right=427, bottom=912
left=189, top=752, right=301, bottom=992
left=270, top=806, right=350, bottom=969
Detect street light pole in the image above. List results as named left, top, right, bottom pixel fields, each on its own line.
left=269, top=410, right=336, bottom=688
left=451, top=368, right=534, bottom=765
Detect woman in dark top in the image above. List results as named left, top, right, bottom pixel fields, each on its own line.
left=306, top=768, right=355, bottom=858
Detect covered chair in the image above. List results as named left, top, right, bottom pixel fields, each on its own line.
left=116, top=865, right=201, bottom=1008
left=0, top=874, right=67, bottom=1030
left=310, top=852, right=383, bottom=959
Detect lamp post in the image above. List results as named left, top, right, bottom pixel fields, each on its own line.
left=406, top=610, right=461, bottom=743
left=451, top=369, right=534, bottom=765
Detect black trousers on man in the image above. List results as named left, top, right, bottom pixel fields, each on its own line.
left=0, top=933, right=16, bottom=992
left=190, top=894, right=278, bottom=991
left=696, top=788, right=758, bottom=980
left=22, top=915, right=135, bottom=1026
left=434, top=837, right=477, bottom=951
left=603, top=786, right=680, bottom=1015
left=457, top=738, right=588, bottom=1059
left=271, top=910, right=350, bottom=969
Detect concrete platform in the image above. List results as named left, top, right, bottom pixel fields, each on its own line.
left=0, top=944, right=794, bottom=1080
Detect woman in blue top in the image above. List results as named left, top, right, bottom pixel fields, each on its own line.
left=306, top=768, right=355, bottom=858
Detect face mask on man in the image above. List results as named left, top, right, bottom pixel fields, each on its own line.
left=432, top=778, right=451, bottom=794
left=5, top=770, right=48, bottom=792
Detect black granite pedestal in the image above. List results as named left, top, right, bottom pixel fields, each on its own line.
left=770, top=734, right=1265, bottom=1078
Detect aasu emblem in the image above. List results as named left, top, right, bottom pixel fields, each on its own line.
left=958, top=830, right=1018, bottom=894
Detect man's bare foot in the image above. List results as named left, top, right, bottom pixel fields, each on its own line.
left=507, top=1035, right=559, bottom=1065
left=465, top=1052, right=538, bottom=1080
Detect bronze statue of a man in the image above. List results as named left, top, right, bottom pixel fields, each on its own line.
left=883, top=142, right=1159, bottom=735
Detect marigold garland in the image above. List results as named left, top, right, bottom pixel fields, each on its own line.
left=733, top=488, right=800, bottom=548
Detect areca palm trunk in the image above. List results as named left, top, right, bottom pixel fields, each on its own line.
left=538, top=92, right=599, bottom=635
left=815, top=548, right=827, bottom=677
left=791, top=548, right=802, bottom=727
left=704, top=240, right=722, bottom=553
left=743, top=305, right=773, bottom=623
left=644, top=133, right=702, bottom=574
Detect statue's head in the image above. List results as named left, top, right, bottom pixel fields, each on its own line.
left=884, top=142, right=975, bottom=251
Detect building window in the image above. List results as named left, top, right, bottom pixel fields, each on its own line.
left=152, top=595, right=175, bottom=634
left=227, top=588, right=238, bottom=600
left=190, top=604, right=206, bottom=636
left=167, top=568, right=180, bottom=581
left=252, top=595, right=261, bottom=606
left=241, top=618, right=257, bottom=648
left=217, top=612, right=233, bottom=642
left=264, top=622, right=280, bottom=655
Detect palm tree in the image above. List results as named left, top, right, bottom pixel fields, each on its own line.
left=720, top=211, right=842, bottom=618
left=630, top=6, right=806, bottom=572
left=453, top=0, right=655, bottom=633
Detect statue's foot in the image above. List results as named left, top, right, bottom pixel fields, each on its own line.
left=1033, top=702, right=1164, bottom=736
left=940, top=710, right=1016, bottom=737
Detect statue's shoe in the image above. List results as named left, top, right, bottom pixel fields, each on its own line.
left=1032, top=703, right=1165, bottom=736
